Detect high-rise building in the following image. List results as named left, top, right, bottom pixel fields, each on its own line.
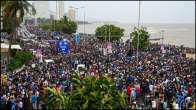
left=67, top=8, right=76, bottom=21
left=56, top=1, right=65, bottom=20
left=32, top=1, right=50, bottom=18
left=48, top=10, right=56, bottom=20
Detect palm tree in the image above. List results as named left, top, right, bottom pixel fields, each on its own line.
left=45, top=87, right=70, bottom=109
left=2, top=1, right=36, bottom=62
left=45, top=72, right=128, bottom=109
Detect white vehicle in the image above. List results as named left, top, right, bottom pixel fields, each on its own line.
left=44, top=59, right=54, bottom=64
left=76, top=64, right=86, bottom=75
left=77, top=64, right=85, bottom=71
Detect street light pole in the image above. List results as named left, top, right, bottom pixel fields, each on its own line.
left=54, top=1, right=58, bottom=31
left=109, top=25, right=111, bottom=62
left=109, top=25, right=111, bottom=42
left=75, top=8, right=78, bottom=32
left=136, top=0, right=141, bottom=66
left=105, top=25, right=107, bottom=42
left=84, top=8, right=86, bottom=37
left=161, top=30, right=164, bottom=45
left=70, top=6, right=85, bottom=33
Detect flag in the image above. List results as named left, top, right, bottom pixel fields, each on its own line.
left=103, top=48, right=107, bottom=55
left=36, top=49, right=42, bottom=58
left=161, top=45, right=166, bottom=54
left=107, top=42, right=112, bottom=49
left=107, top=42, right=112, bottom=53
left=75, top=33, right=80, bottom=45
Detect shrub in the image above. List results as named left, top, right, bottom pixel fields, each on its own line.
left=7, top=51, right=33, bottom=71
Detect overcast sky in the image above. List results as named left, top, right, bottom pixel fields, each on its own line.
left=48, top=1, right=195, bottom=23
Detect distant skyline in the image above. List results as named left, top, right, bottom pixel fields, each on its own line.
left=31, top=1, right=195, bottom=23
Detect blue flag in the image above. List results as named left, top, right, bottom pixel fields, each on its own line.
left=75, top=33, right=80, bottom=45
left=58, top=40, right=70, bottom=54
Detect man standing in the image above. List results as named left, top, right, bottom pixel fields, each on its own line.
left=31, top=93, right=38, bottom=109
left=127, top=84, right=132, bottom=104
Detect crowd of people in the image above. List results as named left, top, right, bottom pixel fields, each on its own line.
left=1, top=25, right=195, bottom=109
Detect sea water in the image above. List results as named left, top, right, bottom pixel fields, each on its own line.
left=78, top=22, right=195, bottom=48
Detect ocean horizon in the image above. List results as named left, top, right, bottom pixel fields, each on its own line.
left=77, top=22, right=195, bottom=48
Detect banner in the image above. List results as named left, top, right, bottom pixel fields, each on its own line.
left=108, top=48, right=112, bottom=54
left=161, top=45, right=166, bottom=54
left=75, top=32, right=80, bottom=45
left=107, top=42, right=112, bottom=49
left=103, top=48, right=107, bottom=56
left=58, top=40, right=70, bottom=54
left=36, top=49, right=42, bottom=58
left=53, top=32, right=60, bottom=36
left=107, top=42, right=112, bottom=54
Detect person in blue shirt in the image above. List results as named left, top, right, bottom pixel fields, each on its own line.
left=32, top=84, right=38, bottom=94
left=128, top=76, right=135, bottom=84
left=11, top=100, right=16, bottom=110
left=31, top=93, right=38, bottom=109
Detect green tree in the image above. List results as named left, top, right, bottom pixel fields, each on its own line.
left=2, top=1, right=36, bottom=30
left=45, top=73, right=128, bottom=109
left=7, top=51, right=33, bottom=72
left=95, top=24, right=124, bottom=41
left=2, top=1, right=36, bottom=62
left=0, top=1, right=8, bottom=6
left=45, top=87, right=70, bottom=109
left=63, top=15, right=68, bottom=23
left=40, top=15, right=77, bottom=34
left=63, top=20, right=77, bottom=34
left=39, top=23, right=50, bottom=31
left=131, top=27, right=150, bottom=50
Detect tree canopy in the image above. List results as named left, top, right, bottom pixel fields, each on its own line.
left=1, top=1, right=36, bottom=63
left=2, top=1, right=36, bottom=33
left=40, top=16, right=77, bottom=34
left=131, top=27, right=150, bottom=50
left=7, top=51, right=33, bottom=72
left=95, top=24, right=124, bottom=41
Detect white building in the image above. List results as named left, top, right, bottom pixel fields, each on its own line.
left=49, top=10, right=56, bottom=20
left=56, top=1, right=65, bottom=20
left=67, top=8, right=76, bottom=21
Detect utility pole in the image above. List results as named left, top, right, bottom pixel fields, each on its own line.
left=109, top=25, right=111, bottom=42
left=76, top=8, right=78, bottom=32
left=104, top=24, right=107, bottom=55
left=108, top=25, right=111, bottom=62
left=70, top=6, right=85, bottom=32
left=161, top=30, right=164, bottom=45
left=84, top=8, right=86, bottom=37
left=105, top=26, right=106, bottom=42
left=136, top=0, right=141, bottom=66
left=54, top=1, right=57, bottom=31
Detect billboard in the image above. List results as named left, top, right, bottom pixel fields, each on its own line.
left=58, top=40, right=70, bottom=54
left=75, top=32, right=80, bottom=45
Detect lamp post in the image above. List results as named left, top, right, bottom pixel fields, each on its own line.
left=105, top=23, right=107, bottom=42
left=109, top=25, right=111, bottom=42
left=108, top=25, right=111, bottom=62
left=136, top=0, right=141, bottom=66
left=70, top=6, right=85, bottom=33
left=161, top=30, right=164, bottom=45
left=83, top=7, right=86, bottom=37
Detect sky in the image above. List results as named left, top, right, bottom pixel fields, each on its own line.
left=48, top=1, right=195, bottom=23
